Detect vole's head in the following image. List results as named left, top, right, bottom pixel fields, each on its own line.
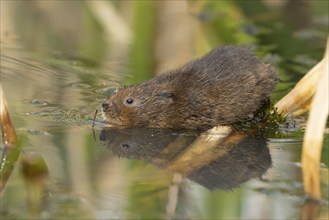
left=102, top=83, right=176, bottom=128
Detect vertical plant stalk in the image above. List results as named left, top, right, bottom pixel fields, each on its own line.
left=301, top=38, right=329, bottom=200
left=0, top=84, right=20, bottom=193
left=86, top=1, right=132, bottom=45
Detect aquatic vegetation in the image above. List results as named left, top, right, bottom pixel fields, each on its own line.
left=232, top=101, right=286, bottom=137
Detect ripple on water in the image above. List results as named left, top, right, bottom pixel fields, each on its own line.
left=23, top=99, right=52, bottom=106
left=24, top=107, right=97, bottom=127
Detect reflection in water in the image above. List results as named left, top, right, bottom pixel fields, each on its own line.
left=100, top=127, right=272, bottom=190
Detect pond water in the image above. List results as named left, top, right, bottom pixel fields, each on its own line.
left=1, top=40, right=328, bottom=220
left=1, top=1, right=329, bottom=219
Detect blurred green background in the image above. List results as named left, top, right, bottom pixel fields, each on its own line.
left=2, top=0, right=328, bottom=85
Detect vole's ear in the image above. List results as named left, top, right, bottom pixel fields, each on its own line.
left=159, top=91, right=175, bottom=99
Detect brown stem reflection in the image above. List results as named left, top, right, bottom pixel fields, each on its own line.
left=301, top=199, right=322, bottom=220
left=0, top=84, right=20, bottom=193
left=100, top=126, right=271, bottom=190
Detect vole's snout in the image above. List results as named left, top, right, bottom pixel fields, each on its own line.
left=102, top=101, right=120, bottom=117
left=102, top=102, right=109, bottom=112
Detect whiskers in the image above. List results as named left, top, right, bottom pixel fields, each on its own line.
left=92, top=109, right=98, bottom=128
left=92, top=109, right=98, bottom=141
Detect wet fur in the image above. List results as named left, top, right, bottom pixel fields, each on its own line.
left=103, top=46, right=278, bottom=130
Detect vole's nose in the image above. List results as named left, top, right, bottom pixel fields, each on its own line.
left=102, top=102, right=109, bottom=111
left=102, top=102, right=119, bottom=116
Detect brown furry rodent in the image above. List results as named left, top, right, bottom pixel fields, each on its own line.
left=102, top=46, right=278, bottom=130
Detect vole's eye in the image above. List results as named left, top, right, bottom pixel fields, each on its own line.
left=122, top=144, right=130, bottom=148
left=125, top=98, right=134, bottom=105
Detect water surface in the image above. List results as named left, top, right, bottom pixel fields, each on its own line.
left=0, top=41, right=328, bottom=219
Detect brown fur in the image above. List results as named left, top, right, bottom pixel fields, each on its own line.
left=102, top=46, right=278, bottom=130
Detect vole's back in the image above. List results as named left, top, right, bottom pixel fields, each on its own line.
left=155, top=46, right=278, bottom=126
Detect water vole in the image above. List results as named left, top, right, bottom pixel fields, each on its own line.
left=102, top=46, right=278, bottom=130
